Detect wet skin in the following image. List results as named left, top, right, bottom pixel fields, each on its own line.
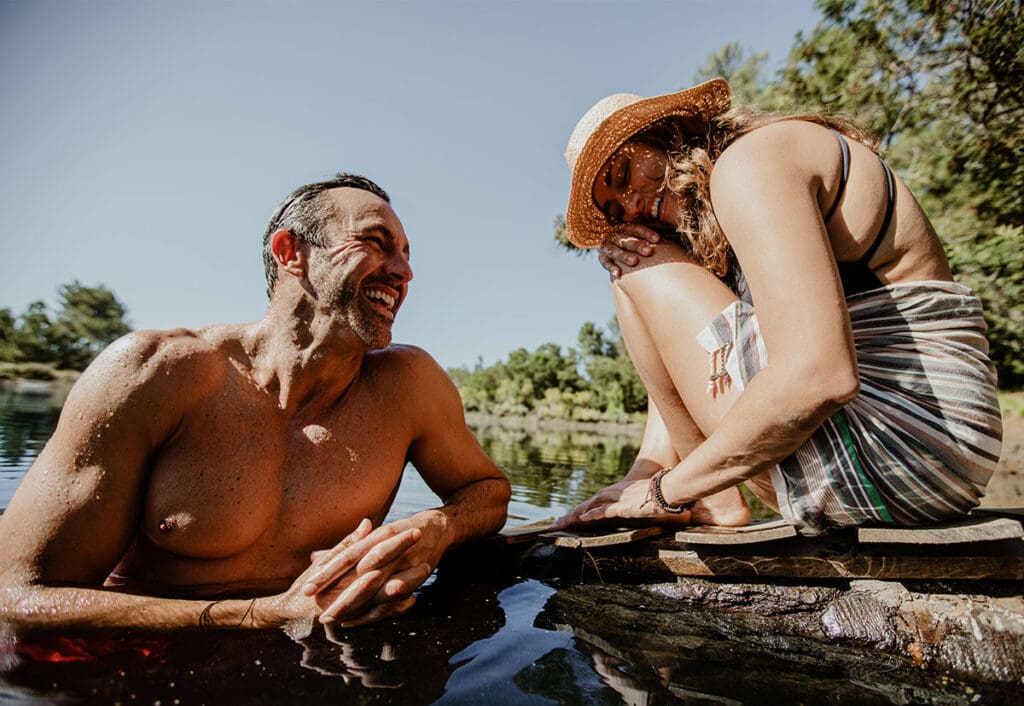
left=0, top=187, right=511, bottom=630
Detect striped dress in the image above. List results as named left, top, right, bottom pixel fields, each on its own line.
left=696, top=281, right=1003, bottom=535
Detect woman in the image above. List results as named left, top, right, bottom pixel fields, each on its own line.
left=554, top=78, right=1002, bottom=535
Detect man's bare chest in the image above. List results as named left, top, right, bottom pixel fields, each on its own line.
left=140, top=387, right=413, bottom=562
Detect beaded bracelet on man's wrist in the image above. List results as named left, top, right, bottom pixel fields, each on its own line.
left=649, top=469, right=696, bottom=514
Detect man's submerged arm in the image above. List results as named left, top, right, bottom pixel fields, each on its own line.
left=0, top=583, right=268, bottom=630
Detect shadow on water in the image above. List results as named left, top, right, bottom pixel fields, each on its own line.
left=0, top=394, right=1019, bottom=704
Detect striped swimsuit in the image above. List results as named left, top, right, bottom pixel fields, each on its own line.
left=697, top=134, right=1003, bottom=535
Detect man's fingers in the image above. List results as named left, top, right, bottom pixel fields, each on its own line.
left=318, top=560, right=431, bottom=625
left=379, top=563, right=432, bottom=601
left=598, top=253, right=622, bottom=279
left=312, top=531, right=424, bottom=620
left=301, top=524, right=402, bottom=595
left=319, top=569, right=388, bottom=623
left=336, top=595, right=418, bottom=629
left=354, top=528, right=422, bottom=574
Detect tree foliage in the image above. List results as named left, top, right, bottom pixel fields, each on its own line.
left=448, top=319, right=647, bottom=423
left=0, top=282, right=131, bottom=371
left=553, top=0, right=1023, bottom=387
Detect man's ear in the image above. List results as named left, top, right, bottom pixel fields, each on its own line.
left=270, top=229, right=306, bottom=279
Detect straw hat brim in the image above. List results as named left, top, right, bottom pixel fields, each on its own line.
left=564, top=78, right=731, bottom=249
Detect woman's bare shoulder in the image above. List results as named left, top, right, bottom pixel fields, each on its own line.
left=711, top=121, right=839, bottom=207
left=716, top=121, right=834, bottom=172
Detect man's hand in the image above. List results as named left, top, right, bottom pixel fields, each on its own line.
left=599, top=224, right=662, bottom=278
left=281, top=512, right=452, bottom=629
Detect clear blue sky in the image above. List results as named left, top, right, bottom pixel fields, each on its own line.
left=1, top=0, right=820, bottom=370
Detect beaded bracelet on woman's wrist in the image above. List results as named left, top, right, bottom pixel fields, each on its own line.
left=649, top=469, right=696, bottom=514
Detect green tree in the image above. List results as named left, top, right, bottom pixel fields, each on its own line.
left=779, top=0, right=1024, bottom=385
left=694, top=41, right=776, bottom=107
left=14, top=301, right=57, bottom=365
left=2, top=283, right=132, bottom=372
left=48, top=281, right=131, bottom=370
left=0, top=309, right=19, bottom=363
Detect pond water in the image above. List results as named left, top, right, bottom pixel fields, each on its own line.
left=0, top=387, right=1016, bottom=705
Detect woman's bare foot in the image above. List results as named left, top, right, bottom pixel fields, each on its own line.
left=688, top=486, right=751, bottom=527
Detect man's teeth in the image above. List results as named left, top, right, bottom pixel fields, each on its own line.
left=650, top=195, right=661, bottom=219
left=365, top=290, right=395, bottom=309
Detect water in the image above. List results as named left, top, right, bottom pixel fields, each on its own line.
left=0, top=387, right=1017, bottom=705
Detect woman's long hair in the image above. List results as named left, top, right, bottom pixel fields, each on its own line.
left=635, top=108, right=879, bottom=280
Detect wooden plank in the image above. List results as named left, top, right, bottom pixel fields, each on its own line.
left=675, top=518, right=797, bottom=545
left=652, top=536, right=1024, bottom=581
left=498, top=518, right=557, bottom=545
left=857, top=517, right=1023, bottom=545
left=538, top=526, right=665, bottom=549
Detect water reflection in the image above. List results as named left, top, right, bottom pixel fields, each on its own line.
left=0, top=387, right=68, bottom=510
left=472, top=423, right=640, bottom=520
left=0, top=389, right=63, bottom=465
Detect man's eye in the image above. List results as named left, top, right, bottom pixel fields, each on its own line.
left=622, top=159, right=630, bottom=186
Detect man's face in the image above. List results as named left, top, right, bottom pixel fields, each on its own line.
left=305, top=188, right=413, bottom=350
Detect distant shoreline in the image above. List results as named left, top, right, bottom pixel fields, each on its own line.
left=465, top=411, right=644, bottom=436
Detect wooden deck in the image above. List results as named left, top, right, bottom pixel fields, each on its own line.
left=503, top=510, right=1024, bottom=582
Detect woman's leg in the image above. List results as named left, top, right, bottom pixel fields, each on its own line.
left=611, top=242, right=778, bottom=520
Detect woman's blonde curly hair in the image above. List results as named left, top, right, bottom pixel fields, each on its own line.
left=634, top=108, right=879, bottom=280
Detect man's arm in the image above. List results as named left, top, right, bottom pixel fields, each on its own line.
left=0, top=332, right=225, bottom=628
left=302, top=347, right=510, bottom=626
left=0, top=331, right=361, bottom=631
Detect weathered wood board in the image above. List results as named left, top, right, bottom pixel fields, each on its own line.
left=857, top=516, right=1023, bottom=544
left=653, top=538, right=1024, bottom=580
left=498, top=521, right=665, bottom=548
left=539, top=526, right=665, bottom=549
left=675, top=518, right=798, bottom=545
left=519, top=513, right=1024, bottom=582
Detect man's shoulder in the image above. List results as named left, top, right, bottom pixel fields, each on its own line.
left=366, top=343, right=438, bottom=366
left=363, top=344, right=449, bottom=384
left=90, top=325, right=245, bottom=388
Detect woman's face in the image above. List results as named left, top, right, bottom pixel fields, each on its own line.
left=592, top=140, right=681, bottom=230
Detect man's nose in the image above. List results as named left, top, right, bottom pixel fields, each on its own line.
left=385, top=253, right=413, bottom=284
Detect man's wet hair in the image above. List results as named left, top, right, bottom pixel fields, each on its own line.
left=262, top=173, right=391, bottom=296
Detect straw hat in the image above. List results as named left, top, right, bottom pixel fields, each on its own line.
left=563, top=78, right=731, bottom=249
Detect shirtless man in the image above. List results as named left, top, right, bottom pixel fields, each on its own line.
left=0, top=173, right=511, bottom=630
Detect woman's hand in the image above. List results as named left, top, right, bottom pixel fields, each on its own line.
left=550, top=478, right=686, bottom=530
left=599, top=224, right=662, bottom=278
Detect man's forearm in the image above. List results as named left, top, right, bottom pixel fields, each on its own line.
left=434, top=477, right=511, bottom=546
left=0, top=584, right=270, bottom=631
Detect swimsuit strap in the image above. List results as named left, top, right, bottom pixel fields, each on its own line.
left=862, top=157, right=896, bottom=265
left=823, top=129, right=850, bottom=224
left=825, top=130, right=896, bottom=268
